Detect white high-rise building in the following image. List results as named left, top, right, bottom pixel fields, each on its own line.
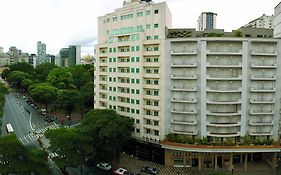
left=94, top=0, right=172, bottom=141
left=274, top=2, right=281, bottom=37
left=36, top=41, right=47, bottom=65
left=197, top=12, right=217, bottom=31
left=242, top=14, right=273, bottom=29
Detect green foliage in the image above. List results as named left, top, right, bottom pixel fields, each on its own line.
left=21, top=78, right=33, bottom=92
left=206, top=33, right=224, bottom=37
left=234, top=30, right=242, bottom=37
left=1, top=68, right=10, bottom=80
left=56, top=89, right=78, bottom=116
left=29, top=83, right=57, bottom=109
left=8, top=62, right=35, bottom=75
left=35, top=62, right=58, bottom=82
left=7, top=71, right=31, bottom=89
left=0, top=135, right=48, bottom=174
left=69, top=65, right=92, bottom=90
left=47, top=67, right=74, bottom=89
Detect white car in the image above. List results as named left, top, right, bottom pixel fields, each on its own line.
left=96, top=162, right=112, bottom=171
left=113, top=167, right=128, bottom=175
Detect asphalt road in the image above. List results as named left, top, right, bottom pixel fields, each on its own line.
left=2, top=93, right=62, bottom=175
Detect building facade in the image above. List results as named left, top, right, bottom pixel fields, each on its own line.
left=197, top=12, right=217, bottom=31
left=274, top=2, right=281, bottom=37
left=94, top=0, right=172, bottom=141
left=36, top=41, right=47, bottom=65
left=242, top=14, right=273, bottom=29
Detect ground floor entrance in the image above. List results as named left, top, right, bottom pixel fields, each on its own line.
left=164, top=150, right=279, bottom=172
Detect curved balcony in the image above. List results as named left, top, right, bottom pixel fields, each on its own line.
left=206, top=62, right=242, bottom=68
left=171, top=120, right=197, bottom=125
left=172, top=129, right=198, bottom=135
left=249, top=111, right=274, bottom=115
left=251, top=50, right=277, bottom=56
left=171, top=62, right=197, bottom=68
left=171, top=75, right=197, bottom=80
left=207, top=121, right=241, bottom=127
left=206, top=99, right=241, bottom=105
left=206, top=87, right=242, bottom=93
left=206, top=75, right=242, bottom=81
left=206, top=49, right=243, bottom=55
left=171, top=109, right=197, bottom=115
left=249, top=99, right=275, bottom=104
left=250, top=76, right=276, bottom=81
left=171, top=98, right=197, bottom=103
left=206, top=110, right=241, bottom=116
left=249, top=131, right=273, bottom=136
left=248, top=121, right=274, bottom=126
left=171, top=50, right=197, bottom=56
left=171, top=87, right=197, bottom=92
left=250, top=87, right=275, bottom=92
left=251, top=63, right=277, bottom=69
left=207, top=131, right=241, bottom=137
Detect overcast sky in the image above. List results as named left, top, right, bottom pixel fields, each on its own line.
left=0, top=0, right=280, bottom=56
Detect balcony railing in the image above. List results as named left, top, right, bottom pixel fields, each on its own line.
left=250, top=75, right=276, bottom=81
left=249, top=111, right=274, bottom=115
left=207, top=131, right=241, bottom=137
left=207, top=121, right=241, bottom=127
left=206, top=49, right=243, bottom=55
left=206, top=75, right=242, bottom=80
left=250, top=87, right=276, bottom=92
left=206, top=99, right=241, bottom=105
left=171, top=75, right=197, bottom=80
left=171, top=98, right=197, bottom=103
left=171, top=109, right=197, bottom=115
left=249, top=99, right=275, bottom=104
left=172, top=129, right=197, bottom=135
left=171, top=87, right=197, bottom=92
left=206, top=110, right=241, bottom=116
left=206, top=87, right=242, bottom=93
left=251, top=63, right=277, bottom=69
left=206, top=62, right=242, bottom=68
left=170, top=49, right=197, bottom=55
left=251, top=50, right=277, bottom=56
left=248, top=131, right=273, bottom=136
left=171, top=62, right=197, bottom=68
left=171, top=120, right=197, bottom=125
left=248, top=121, right=274, bottom=126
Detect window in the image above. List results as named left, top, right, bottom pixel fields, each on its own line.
left=136, top=119, right=140, bottom=124
left=154, top=57, right=158, bottom=62
left=109, top=57, right=112, bottom=62
left=131, top=79, right=135, bottom=83
left=109, top=68, right=112, bottom=72
left=131, top=68, right=135, bottom=73
left=109, top=77, right=112, bottom=82
left=113, top=87, right=116, bottom=91
left=113, top=68, right=116, bottom=72
left=131, top=99, right=135, bottom=104
left=131, top=46, right=135, bottom=51
left=146, top=120, right=151, bottom=125
left=154, top=23, right=159, bottom=28
left=154, top=121, right=159, bottom=126
left=137, top=12, right=143, bottom=17
left=154, top=130, right=159, bottom=136
left=136, top=128, right=140, bottom=133
left=154, top=111, right=159, bottom=116
left=154, top=80, right=158, bottom=85
left=154, top=46, right=159, bottom=51
left=136, top=89, right=140, bottom=94
left=136, top=79, right=140, bottom=84
left=154, top=9, right=159, bottom=14
left=136, top=68, right=140, bottom=73
left=136, top=46, right=140, bottom=51
left=113, top=16, right=117, bottom=22
left=113, top=77, right=116, bottom=82
left=146, top=79, right=151, bottom=84
left=154, top=101, right=158, bottom=106
left=154, top=90, right=158, bottom=96
left=113, top=48, right=116, bottom=52
left=113, top=57, right=117, bottom=62
left=107, top=18, right=110, bottom=22
left=136, top=57, right=140, bottom=62
left=136, top=100, right=140, bottom=104
left=146, top=110, right=151, bottom=115
left=131, top=109, right=135, bottom=113
left=154, top=35, right=159, bottom=39
left=131, top=89, right=135, bottom=94
left=146, top=36, right=151, bottom=40
left=136, top=110, right=140, bottom=114
left=146, top=10, right=151, bottom=15
left=146, top=24, right=151, bottom=29
left=131, top=57, right=135, bottom=62
left=146, top=128, right=151, bottom=134
left=109, top=87, right=112, bottom=91
left=109, top=48, right=112, bottom=52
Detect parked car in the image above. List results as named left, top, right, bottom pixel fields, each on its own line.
left=124, top=171, right=137, bottom=175
left=141, top=166, right=158, bottom=174
left=96, top=162, right=112, bottom=171
left=22, top=95, right=26, bottom=99
left=112, top=167, right=127, bottom=175
left=16, top=93, right=20, bottom=98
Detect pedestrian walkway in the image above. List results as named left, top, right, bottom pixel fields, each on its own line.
left=19, top=123, right=59, bottom=145
left=119, top=154, right=192, bottom=175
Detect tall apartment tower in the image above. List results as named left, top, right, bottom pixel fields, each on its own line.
left=242, top=14, right=273, bottom=29
left=94, top=0, right=172, bottom=141
left=36, top=41, right=47, bottom=65
left=274, top=2, right=281, bottom=37
left=197, top=12, right=217, bottom=31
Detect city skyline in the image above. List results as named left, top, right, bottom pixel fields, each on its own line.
left=0, top=0, right=280, bottom=55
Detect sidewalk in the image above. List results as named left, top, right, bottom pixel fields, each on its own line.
left=118, top=154, right=192, bottom=175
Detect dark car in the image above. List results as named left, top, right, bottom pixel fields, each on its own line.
left=124, top=171, right=137, bottom=175
left=141, top=167, right=158, bottom=174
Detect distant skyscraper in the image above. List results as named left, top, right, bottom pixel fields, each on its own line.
left=0, top=47, right=3, bottom=54
left=197, top=12, right=217, bottom=31
left=36, top=41, right=47, bottom=65
left=68, top=45, right=81, bottom=66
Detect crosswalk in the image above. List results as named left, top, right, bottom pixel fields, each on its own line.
left=19, top=124, right=59, bottom=145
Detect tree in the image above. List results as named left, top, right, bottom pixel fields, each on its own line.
left=1, top=68, right=11, bottom=80
left=69, top=65, right=91, bottom=90
left=27, top=148, right=49, bottom=175
left=78, top=109, right=134, bottom=162
left=35, top=62, right=58, bottom=82
left=21, top=78, right=33, bottom=92
left=56, top=89, right=78, bottom=117
left=29, top=83, right=57, bottom=109
left=45, top=128, right=91, bottom=173
left=8, top=62, right=35, bottom=76
left=47, top=67, right=74, bottom=89
left=7, top=71, right=30, bottom=89
left=76, top=82, right=94, bottom=118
